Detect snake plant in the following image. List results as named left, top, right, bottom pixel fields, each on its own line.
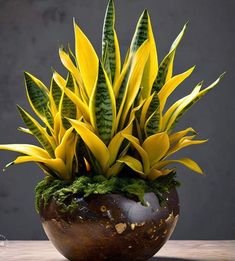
left=0, top=0, right=224, bottom=182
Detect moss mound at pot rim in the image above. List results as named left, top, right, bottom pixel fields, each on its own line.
left=35, top=172, right=180, bottom=213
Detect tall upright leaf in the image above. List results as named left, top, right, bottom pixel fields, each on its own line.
left=119, top=40, right=150, bottom=129
left=144, top=93, right=160, bottom=137
left=144, top=108, right=160, bottom=137
left=130, top=10, right=149, bottom=54
left=60, top=74, right=77, bottom=129
left=139, top=12, right=159, bottom=99
left=90, top=62, right=116, bottom=145
left=68, top=119, right=110, bottom=173
left=59, top=47, right=83, bottom=88
left=102, top=0, right=121, bottom=83
left=102, top=41, right=112, bottom=81
left=50, top=78, right=62, bottom=111
left=74, top=21, right=99, bottom=96
left=24, top=72, right=49, bottom=119
left=158, top=66, right=195, bottom=112
left=152, top=23, right=188, bottom=93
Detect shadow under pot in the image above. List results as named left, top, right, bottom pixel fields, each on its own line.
left=39, top=188, right=179, bottom=261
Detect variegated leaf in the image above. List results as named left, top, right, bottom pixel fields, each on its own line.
left=60, top=74, right=77, bottom=129
left=66, top=72, right=75, bottom=91
left=153, top=157, right=203, bottom=174
left=152, top=23, right=188, bottom=93
left=115, top=65, right=131, bottom=113
left=0, top=144, right=50, bottom=160
left=17, top=105, right=55, bottom=157
left=146, top=92, right=159, bottom=119
left=164, top=82, right=202, bottom=131
left=122, top=134, right=150, bottom=174
left=130, top=9, right=148, bottom=54
left=90, top=62, right=116, bottom=145
left=74, top=21, right=99, bottom=96
left=169, top=73, right=225, bottom=131
left=144, top=108, right=160, bottom=137
left=119, top=40, right=150, bottom=129
left=50, top=78, right=62, bottom=110
left=43, top=104, right=54, bottom=129
left=102, top=0, right=120, bottom=83
left=118, top=155, right=146, bottom=177
left=68, top=119, right=110, bottom=173
left=102, top=40, right=112, bottom=81
left=24, top=72, right=49, bottom=118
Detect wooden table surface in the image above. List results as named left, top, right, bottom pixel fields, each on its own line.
left=0, top=240, right=234, bottom=260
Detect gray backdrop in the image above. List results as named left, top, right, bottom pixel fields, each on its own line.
left=0, top=0, right=234, bottom=240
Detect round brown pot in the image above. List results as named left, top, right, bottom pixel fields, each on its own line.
left=39, top=188, right=179, bottom=261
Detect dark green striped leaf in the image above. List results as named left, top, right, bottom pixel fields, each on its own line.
left=152, top=23, right=188, bottom=93
left=116, top=67, right=131, bottom=113
left=152, top=52, right=175, bottom=93
left=102, top=0, right=117, bottom=83
left=66, top=72, right=75, bottom=91
left=24, top=72, right=49, bottom=117
left=169, top=73, right=225, bottom=132
left=50, top=78, right=62, bottom=110
left=102, top=41, right=112, bottom=81
left=144, top=93, right=160, bottom=137
left=44, top=104, right=54, bottom=129
left=61, top=75, right=77, bottom=129
left=91, top=62, right=115, bottom=145
left=17, top=105, right=54, bottom=157
left=130, top=9, right=148, bottom=54
left=144, top=108, right=160, bottom=137
left=146, top=92, right=159, bottom=119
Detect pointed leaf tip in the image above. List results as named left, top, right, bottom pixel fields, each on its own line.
left=220, top=71, right=226, bottom=79
left=143, top=9, right=149, bottom=17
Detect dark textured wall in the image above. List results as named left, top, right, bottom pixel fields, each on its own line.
left=0, top=0, right=234, bottom=240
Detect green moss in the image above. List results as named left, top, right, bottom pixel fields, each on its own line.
left=35, top=172, right=180, bottom=213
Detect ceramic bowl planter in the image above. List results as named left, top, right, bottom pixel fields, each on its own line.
left=39, top=188, right=179, bottom=261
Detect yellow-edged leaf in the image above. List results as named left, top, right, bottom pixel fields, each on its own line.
left=63, top=88, right=90, bottom=122
left=163, top=83, right=202, bottom=131
left=17, top=106, right=55, bottom=156
left=106, top=161, right=123, bottom=177
left=166, top=136, right=208, bottom=158
left=68, top=119, right=110, bottom=172
left=153, top=158, right=203, bottom=174
left=122, top=134, right=150, bottom=174
left=158, top=66, right=195, bottom=112
left=108, top=119, right=133, bottom=165
left=118, top=155, right=146, bottom=177
left=148, top=168, right=172, bottom=180
left=113, top=30, right=121, bottom=83
left=141, top=12, right=158, bottom=99
left=142, top=132, right=169, bottom=166
left=89, top=62, right=116, bottom=145
left=119, top=40, right=150, bottom=128
left=0, top=144, right=50, bottom=158
left=55, top=127, right=74, bottom=160
left=59, top=48, right=83, bottom=88
left=169, top=127, right=197, bottom=145
left=140, top=92, right=155, bottom=129
left=74, top=21, right=99, bottom=96
left=24, top=72, right=49, bottom=122
left=53, top=70, right=66, bottom=88
left=13, top=156, right=68, bottom=179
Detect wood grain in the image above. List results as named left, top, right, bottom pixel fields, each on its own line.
left=0, top=241, right=234, bottom=261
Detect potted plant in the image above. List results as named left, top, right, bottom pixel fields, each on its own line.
left=0, top=0, right=224, bottom=260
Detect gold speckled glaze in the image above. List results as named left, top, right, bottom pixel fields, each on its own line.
left=39, top=188, right=179, bottom=261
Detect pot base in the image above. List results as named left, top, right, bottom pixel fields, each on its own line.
left=40, top=189, right=179, bottom=261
